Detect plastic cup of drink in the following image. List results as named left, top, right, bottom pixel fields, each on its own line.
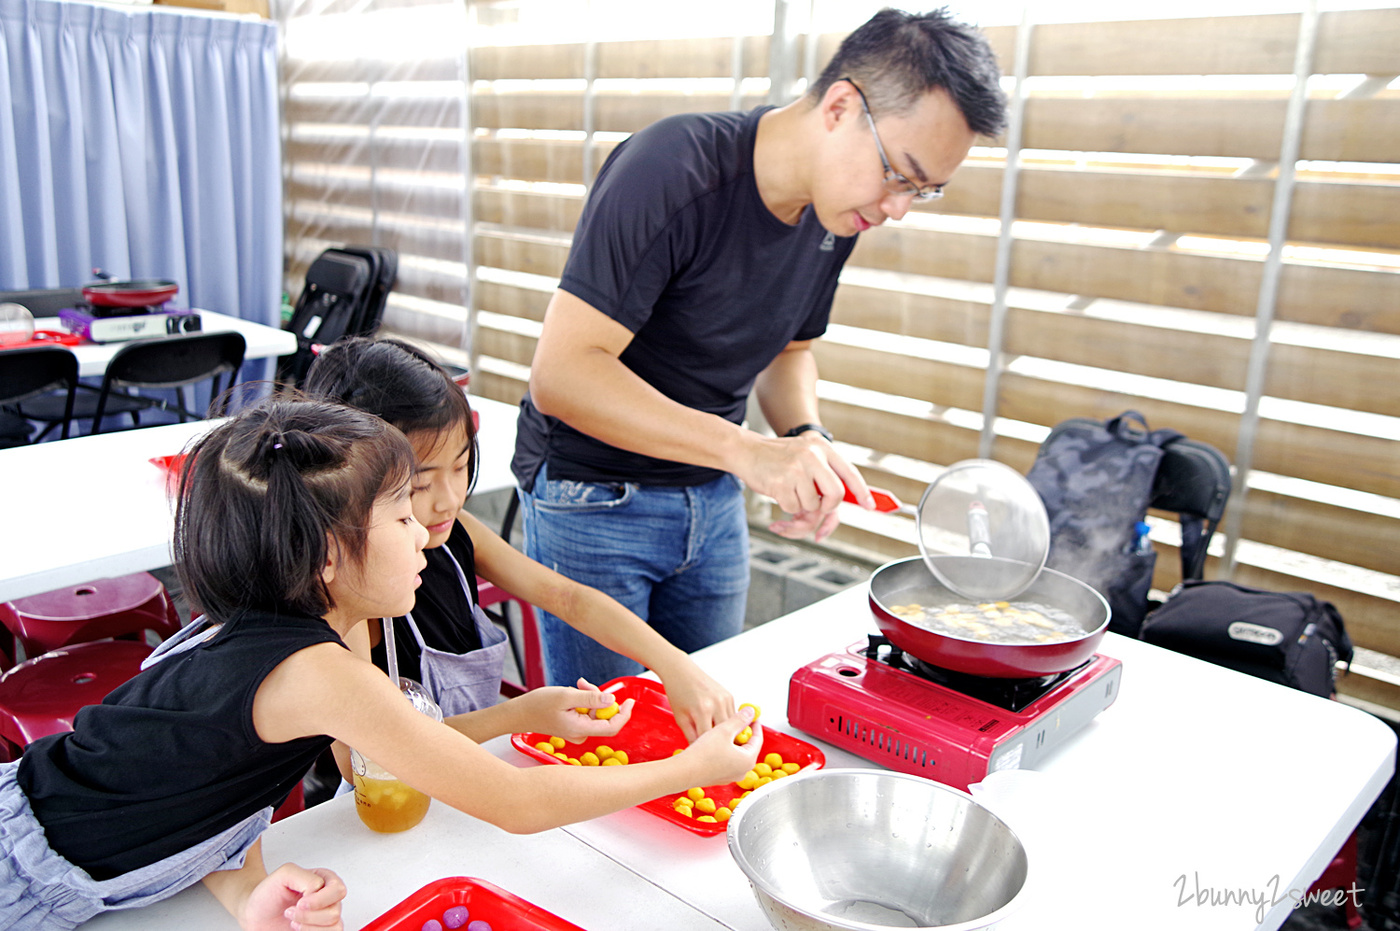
left=350, top=678, right=442, bottom=833
left=351, top=749, right=432, bottom=833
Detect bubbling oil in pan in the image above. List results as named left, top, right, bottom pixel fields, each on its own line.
left=888, top=600, right=1085, bottom=645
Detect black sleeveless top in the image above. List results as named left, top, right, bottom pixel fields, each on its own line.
left=371, top=520, right=482, bottom=683
left=17, top=607, right=343, bottom=879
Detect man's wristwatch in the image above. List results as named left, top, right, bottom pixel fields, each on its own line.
left=784, top=423, right=833, bottom=443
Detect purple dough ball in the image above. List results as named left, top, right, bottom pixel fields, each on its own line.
left=466, top=921, right=492, bottom=931
left=421, top=921, right=443, bottom=931
left=442, top=904, right=470, bottom=929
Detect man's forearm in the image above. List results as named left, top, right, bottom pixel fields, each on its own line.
left=754, top=344, right=822, bottom=437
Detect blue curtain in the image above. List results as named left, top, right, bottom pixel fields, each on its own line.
left=0, top=0, right=281, bottom=353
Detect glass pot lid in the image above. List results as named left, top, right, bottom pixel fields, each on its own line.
left=915, top=459, right=1050, bottom=601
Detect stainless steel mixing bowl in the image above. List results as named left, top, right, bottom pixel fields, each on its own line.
left=727, top=769, right=1029, bottom=931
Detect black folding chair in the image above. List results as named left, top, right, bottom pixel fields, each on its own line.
left=0, top=346, right=79, bottom=444
left=85, top=331, right=246, bottom=433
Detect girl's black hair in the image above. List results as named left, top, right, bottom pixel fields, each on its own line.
left=173, top=395, right=417, bottom=622
left=809, top=7, right=1007, bottom=137
left=301, top=337, right=480, bottom=497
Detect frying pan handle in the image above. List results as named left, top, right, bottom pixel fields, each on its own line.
left=843, top=484, right=902, bottom=512
left=968, top=501, right=993, bottom=556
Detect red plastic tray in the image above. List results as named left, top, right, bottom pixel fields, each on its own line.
left=511, top=676, right=825, bottom=837
left=150, top=453, right=187, bottom=475
left=0, top=329, right=83, bottom=349
left=150, top=453, right=189, bottom=494
left=361, top=876, right=585, bottom=931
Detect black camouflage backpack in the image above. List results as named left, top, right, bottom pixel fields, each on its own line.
left=1026, top=411, right=1231, bottom=637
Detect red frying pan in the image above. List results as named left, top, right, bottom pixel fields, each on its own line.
left=82, top=279, right=179, bottom=308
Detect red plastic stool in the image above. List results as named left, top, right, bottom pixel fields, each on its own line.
left=1308, top=830, right=1362, bottom=929
left=478, top=579, right=545, bottom=697
left=1, top=572, right=181, bottom=659
left=0, top=640, right=154, bottom=760
left=272, top=781, right=305, bottom=823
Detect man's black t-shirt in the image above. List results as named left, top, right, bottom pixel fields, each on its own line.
left=513, top=106, right=857, bottom=489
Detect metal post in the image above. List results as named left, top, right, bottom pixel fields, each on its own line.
left=730, top=34, right=745, bottom=111
left=801, top=0, right=819, bottom=94
left=978, top=8, right=1032, bottom=460
left=459, top=0, right=478, bottom=369
left=768, top=0, right=799, bottom=106
left=582, top=0, right=598, bottom=191
left=1221, top=2, right=1319, bottom=575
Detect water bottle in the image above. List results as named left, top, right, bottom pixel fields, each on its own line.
left=1133, top=520, right=1153, bottom=555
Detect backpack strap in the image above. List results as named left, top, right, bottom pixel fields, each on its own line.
left=1106, top=410, right=1184, bottom=450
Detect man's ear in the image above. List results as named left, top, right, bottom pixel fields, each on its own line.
left=819, top=79, right=860, bottom=132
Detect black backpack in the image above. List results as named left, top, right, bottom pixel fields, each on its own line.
left=276, top=245, right=396, bottom=386
left=1140, top=580, right=1353, bottom=698
left=1026, top=411, right=1231, bottom=637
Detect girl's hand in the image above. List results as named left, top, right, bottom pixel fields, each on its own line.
left=656, top=664, right=735, bottom=743
left=521, top=680, right=636, bottom=743
left=243, top=864, right=346, bottom=931
left=678, top=705, right=762, bottom=787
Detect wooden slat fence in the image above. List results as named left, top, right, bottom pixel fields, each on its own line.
left=278, top=2, right=1400, bottom=708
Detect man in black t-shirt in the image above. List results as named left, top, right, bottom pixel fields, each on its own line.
left=513, top=9, right=1007, bottom=688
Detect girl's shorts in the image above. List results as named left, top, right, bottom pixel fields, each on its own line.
left=0, top=761, right=270, bottom=930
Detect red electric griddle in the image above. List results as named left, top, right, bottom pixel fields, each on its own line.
left=788, top=460, right=1123, bottom=791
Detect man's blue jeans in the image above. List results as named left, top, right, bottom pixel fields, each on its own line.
left=518, top=463, right=750, bottom=688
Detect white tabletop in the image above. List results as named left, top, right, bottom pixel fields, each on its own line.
left=467, top=395, right=519, bottom=499
left=71, top=583, right=1396, bottom=931
left=79, top=791, right=727, bottom=931
left=0, top=395, right=519, bottom=604
left=34, top=310, right=297, bottom=378
left=0, top=419, right=216, bottom=603
left=555, top=586, right=1397, bottom=931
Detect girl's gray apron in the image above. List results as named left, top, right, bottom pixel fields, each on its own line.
left=400, top=544, right=508, bottom=716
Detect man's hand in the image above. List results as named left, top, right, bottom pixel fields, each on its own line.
left=738, top=432, right=873, bottom=542
left=768, top=507, right=844, bottom=543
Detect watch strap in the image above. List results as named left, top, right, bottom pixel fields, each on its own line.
left=784, top=423, right=833, bottom=443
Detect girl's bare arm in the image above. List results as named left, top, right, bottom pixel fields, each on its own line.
left=251, top=644, right=759, bottom=834
left=462, top=511, right=735, bottom=740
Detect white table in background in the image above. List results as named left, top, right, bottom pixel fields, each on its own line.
left=0, top=397, right=519, bottom=603
left=554, top=585, right=1396, bottom=931
left=33, top=310, right=296, bottom=378
left=0, top=419, right=216, bottom=603
left=465, top=394, right=518, bottom=497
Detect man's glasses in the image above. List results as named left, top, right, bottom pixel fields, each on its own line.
left=841, top=77, right=945, bottom=201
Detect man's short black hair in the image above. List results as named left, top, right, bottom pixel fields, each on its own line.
left=810, top=7, right=1007, bottom=137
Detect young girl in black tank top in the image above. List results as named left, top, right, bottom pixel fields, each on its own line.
left=0, top=397, right=761, bottom=931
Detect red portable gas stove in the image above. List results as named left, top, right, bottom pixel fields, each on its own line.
left=795, top=462, right=1123, bottom=790
left=56, top=278, right=200, bottom=343
left=788, top=634, right=1121, bottom=791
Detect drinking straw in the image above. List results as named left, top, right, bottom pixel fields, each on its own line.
left=381, top=616, right=400, bottom=689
